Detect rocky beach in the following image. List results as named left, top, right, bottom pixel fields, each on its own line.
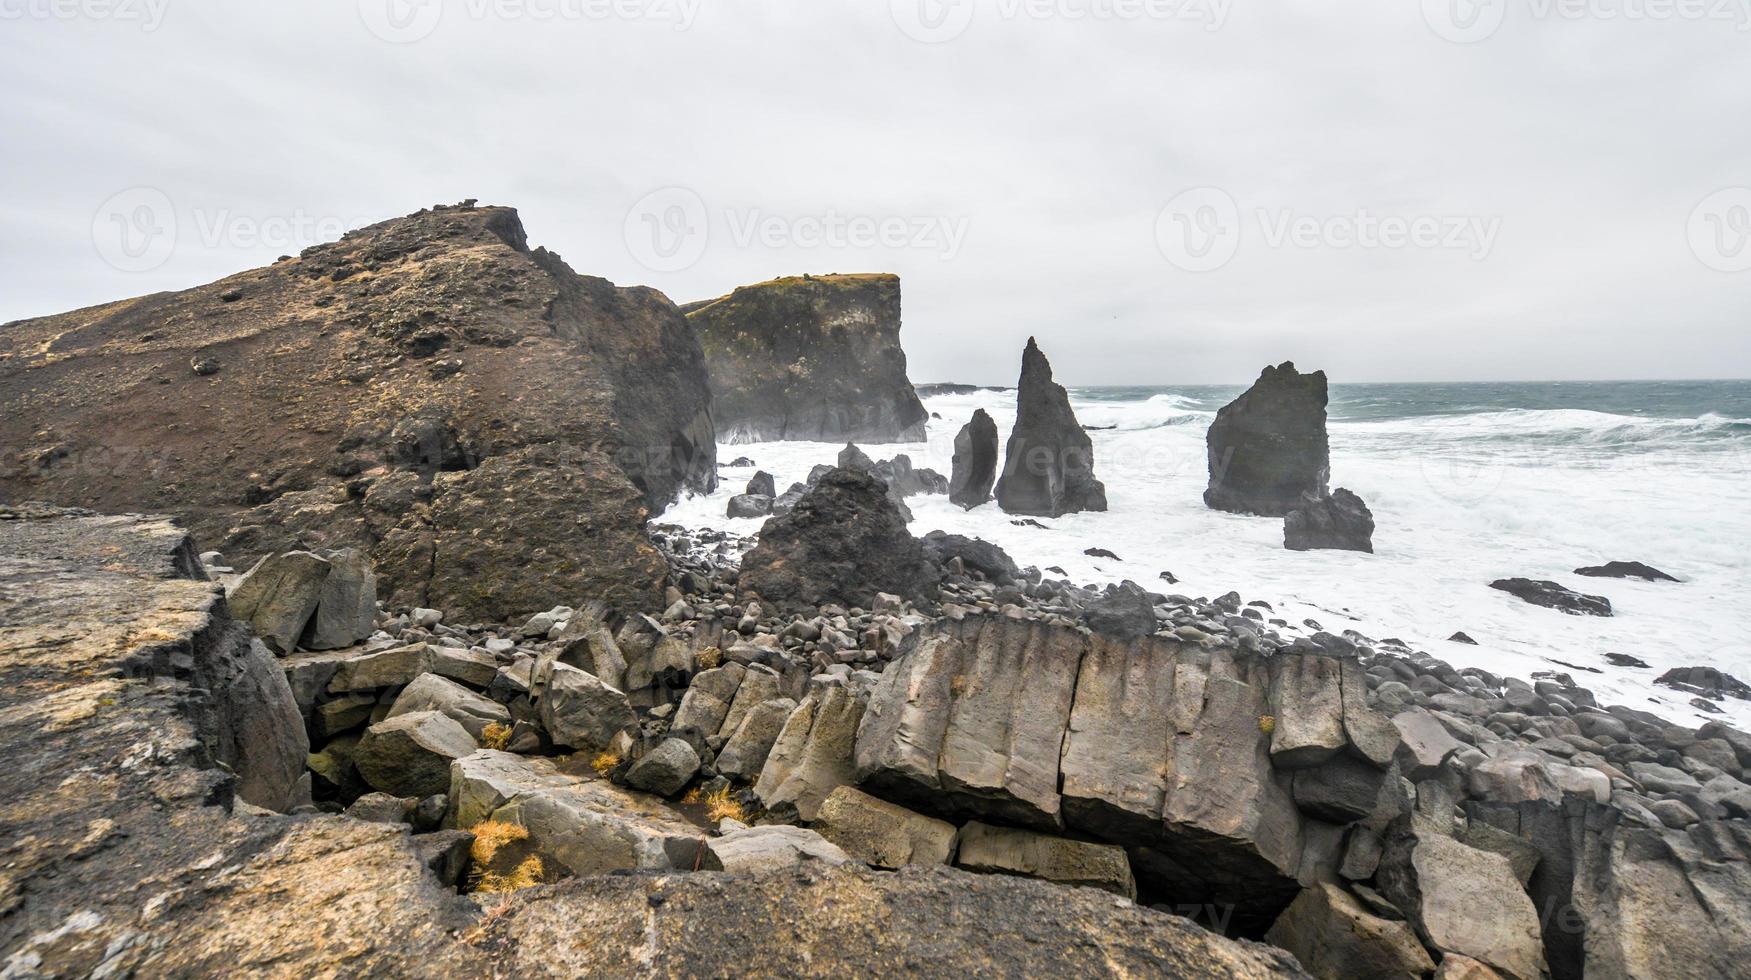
left=3, top=202, right=1749, bottom=979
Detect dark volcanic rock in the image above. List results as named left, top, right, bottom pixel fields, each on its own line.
left=686, top=273, right=927, bottom=444
left=739, top=467, right=941, bottom=611
left=920, top=531, right=1023, bottom=585
left=993, top=338, right=1108, bottom=517
left=0, top=202, right=716, bottom=622
left=1575, top=561, right=1679, bottom=582
left=1605, top=653, right=1651, bottom=669
left=1656, top=666, right=1751, bottom=702
left=745, top=471, right=776, bottom=497
left=1283, top=488, right=1375, bottom=553
left=1490, top=578, right=1613, bottom=617
left=1204, top=361, right=1330, bottom=516
left=949, top=409, right=999, bottom=509
left=1083, top=580, right=1159, bottom=638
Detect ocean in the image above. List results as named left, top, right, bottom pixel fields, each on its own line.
left=666, top=380, right=1751, bottom=729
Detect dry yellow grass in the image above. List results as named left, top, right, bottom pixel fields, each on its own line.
left=474, top=855, right=545, bottom=894
left=481, top=722, right=512, bottom=751
left=468, top=819, right=528, bottom=866
left=703, top=787, right=746, bottom=824
left=695, top=646, right=722, bottom=670
left=680, top=786, right=704, bottom=805
left=1258, top=714, right=1277, bottom=735
left=590, top=751, right=620, bottom=777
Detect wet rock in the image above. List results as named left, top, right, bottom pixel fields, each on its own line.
left=1655, top=665, right=1751, bottom=702
left=1283, top=489, right=1375, bottom=554
left=1204, top=361, right=1330, bottom=517
left=813, top=786, right=958, bottom=868
left=993, top=338, right=1108, bottom=517
left=948, top=408, right=999, bottom=509
left=1574, top=561, right=1678, bottom=582
left=920, top=531, right=1023, bottom=584
left=686, top=273, right=926, bottom=444
left=1489, top=578, right=1613, bottom=617
left=745, top=470, right=776, bottom=497
left=726, top=494, right=772, bottom=519
left=955, top=821, right=1136, bottom=898
left=739, top=467, right=941, bottom=612
left=1604, top=653, right=1650, bottom=669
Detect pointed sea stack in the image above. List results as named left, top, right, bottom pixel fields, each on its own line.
left=1204, top=362, right=1330, bottom=516
left=994, top=339, right=1107, bottom=518
left=949, top=409, right=999, bottom=509
left=685, top=274, right=927, bottom=444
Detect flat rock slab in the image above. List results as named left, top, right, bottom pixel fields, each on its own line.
left=813, top=785, right=958, bottom=868
left=955, top=821, right=1137, bottom=899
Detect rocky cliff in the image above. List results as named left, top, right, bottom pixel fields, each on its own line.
left=1204, top=362, right=1330, bottom=516
left=685, top=274, right=927, bottom=444
left=0, top=203, right=715, bottom=621
left=993, top=338, right=1108, bottom=517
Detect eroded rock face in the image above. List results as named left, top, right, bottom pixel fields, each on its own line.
left=686, top=273, right=927, bottom=444
left=949, top=409, right=999, bottom=509
left=994, top=338, right=1108, bottom=517
left=739, top=467, right=942, bottom=612
left=0, top=202, right=715, bottom=622
left=1205, top=362, right=1330, bottom=516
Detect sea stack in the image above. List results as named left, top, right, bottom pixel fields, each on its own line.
left=949, top=409, right=999, bottom=509
left=1204, top=361, right=1330, bottom=516
left=685, top=273, right=928, bottom=444
left=993, top=338, right=1108, bottom=518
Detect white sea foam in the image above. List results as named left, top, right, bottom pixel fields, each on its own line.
left=666, top=390, right=1751, bottom=729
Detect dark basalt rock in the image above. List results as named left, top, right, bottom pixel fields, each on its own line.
left=1604, top=653, right=1651, bottom=669
left=994, top=338, right=1107, bottom=518
left=686, top=273, right=927, bottom=444
left=1656, top=666, right=1751, bottom=702
left=739, top=467, right=941, bottom=612
left=0, top=202, right=716, bottom=622
left=1204, top=362, right=1330, bottom=516
left=1084, top=547, right=1121, bottom=561
left=1283, top=488, right=1375, bottom=553
left=746, top=471, right=776, bottom=497
left=948, top=409, right=999, bottom=510
left=1449, top=631, right=1479, bottom=645
left=920, top=531, right=1024, bottom=585
left=1489, top=578, right=1613, bottom=617
left=1575, top=561, right=1679, bottom=582
left=1083, top=580, right=1160, bottom=638
left=726, top=494, right=773, bottom=519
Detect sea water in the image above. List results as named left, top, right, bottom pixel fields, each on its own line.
left=665, top=380, right=1751, bottom=729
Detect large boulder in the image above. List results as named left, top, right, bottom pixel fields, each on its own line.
left=701, top=825, right=852, bottom=872
left=1377, top=825, right=1550, bottom=979
left=385, top=672, right=511, bottom=739
left=753, top=683, right=867, bottom=820
left=0, top=203, right=715, bottom=623
left=1204, top=361, right=1330, bottom=516
left=1283, top=489, right=1375, bottom=554
left=1264, top=883, right=1436, bottom=980
left=955, top=821, right=1137, bottom=898
left=919, top=530, right=1024, bottom=585
left=685, top=273, right=927, bottom=444
left=354, top=710, right=479, bottom=798
left=226, top=551, right=332, bottom=655
left=993, top=338, right=1108, bottom=517
left=813, top=785, right=958, bottom=868
left=300, top=547, right=378, bottom=650
left=948, top=408, right=999, bottom=509
left=738, top=467, right=941, bottom=612
left=537, top=662, right=637, bottom=753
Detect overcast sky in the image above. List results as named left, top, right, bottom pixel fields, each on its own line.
left=3, top=1, right=1748, bottom=385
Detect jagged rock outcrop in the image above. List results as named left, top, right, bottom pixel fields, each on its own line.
left=1574, top=560, right=1678, bottom=582
left=685, top=273, right=927, bottom=444
left=1283, top=489, right=1375, bottom=554
left=739, top=467, right=942, bottom=612
left=1490, top=578, right=1613, bottom=617
left=0, top=202, right=715, bottom=622
left=1205, top=362, right=1330, bottom=516
left=993, top=338, right=1108, bottom=517
left=949, top=408, right=999, bottom=509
